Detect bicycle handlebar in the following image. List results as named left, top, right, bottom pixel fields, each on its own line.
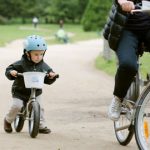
left=131, top=3, right=150, bottom=13
left=131, top=9, right=150, bottom=13
left=17, top=73, right=23, bottom=76
left=17, top=72, right=59, bottom=79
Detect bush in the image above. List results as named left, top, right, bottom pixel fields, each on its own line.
left=0, top=15, right=8, bottom=24
left=81, top=0, right=112, bottom=31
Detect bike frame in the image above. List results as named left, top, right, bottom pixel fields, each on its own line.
left=26, top=88, right=37, bottom=120
left=116, top=77, right=150, bottom=129
left=14, top=72, right=59, bottom=138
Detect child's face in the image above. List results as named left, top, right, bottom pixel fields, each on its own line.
left=29, top=50, right=45, bottom=63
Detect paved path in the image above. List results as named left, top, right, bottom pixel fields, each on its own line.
left=0, top=39, right=138, bottom=150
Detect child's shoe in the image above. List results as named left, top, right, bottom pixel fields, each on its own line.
left=39, top=127, right=51, bottom=134
left=4, top=118, right=12, bottom=133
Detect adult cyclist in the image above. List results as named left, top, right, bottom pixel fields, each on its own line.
left=103, top=0, right=150, bottom=121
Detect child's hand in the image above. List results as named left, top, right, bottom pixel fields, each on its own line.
left=48, top=72, right=57, bottom=79
left=10, top=70, right=18, bottom=77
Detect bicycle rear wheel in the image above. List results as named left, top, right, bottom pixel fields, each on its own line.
left=14, top=107, right=25, bottom=132
left=135, top=85, right=150, bottom=150
left=114, top=74, right=139, bottom=145
left=28, top=101, right=40, bottom=138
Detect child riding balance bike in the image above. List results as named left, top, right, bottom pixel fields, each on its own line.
left=4, top=35, right=58, bottom=135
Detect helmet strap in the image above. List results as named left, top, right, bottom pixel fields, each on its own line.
left=25, top=52, right=31, bottom=61
left=43, top=50, right=46, bottom=56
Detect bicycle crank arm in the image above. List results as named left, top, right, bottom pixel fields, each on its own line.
left=115, top=124, right=131, bottom=132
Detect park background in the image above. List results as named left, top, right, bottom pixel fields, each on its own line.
left=0, top=0, right=147, bottom=149
left=0, top=0, right=149, bottom=80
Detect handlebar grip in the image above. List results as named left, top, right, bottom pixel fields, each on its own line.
left=131, top=9, right=142, bottom=13
left=17, top=73, right=23, bottom=76
left=46, top=74, right=59, bottom=79
left=55, top=74, right=59, bottom=78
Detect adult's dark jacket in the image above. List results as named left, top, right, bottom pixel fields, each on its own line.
left=5, top=54, right=56, bottom=102
left=103, top=0, right=141, bottom=51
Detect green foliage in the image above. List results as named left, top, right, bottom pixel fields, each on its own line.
left=0, top=0, right=112, bottom=26
left=82, top=0, right=112, bottom=31
left=44, top=0, right=89, bottom=23
left=0, top=15, right=8, bottom=24
left=0, top=0, right=89, bottom=24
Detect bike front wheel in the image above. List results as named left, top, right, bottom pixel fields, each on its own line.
left=135, top=85, right=150, bottom=150
left=28, top=101, right=40, bottom=138
left=114, top=75, right=139, bottom=145
left=114, top=105, right=134, bottom=145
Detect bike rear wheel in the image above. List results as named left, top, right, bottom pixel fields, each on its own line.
left=28, top=101, right=40, bottom=138
left=114, top=74, right=139, bottom=145
left=135, top=85, right=150, bottom=150
left=14, top=107, right=25, bottom=132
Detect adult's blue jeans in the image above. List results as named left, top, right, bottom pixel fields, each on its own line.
left=113, top=29, right=150, bottom=99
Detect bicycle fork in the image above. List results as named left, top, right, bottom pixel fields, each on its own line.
left=26, top=88, right=36, bottom=120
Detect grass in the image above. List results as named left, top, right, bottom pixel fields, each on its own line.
left=95, top=52, right=150, bottom=79
left=139, top=52, right=150, bottom=79
left=0, top=24, right=99, bottom=46
left=95, top=54, right=117, bottom=76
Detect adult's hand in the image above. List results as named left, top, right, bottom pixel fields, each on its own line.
left=118, top=0, right=135, bottom=12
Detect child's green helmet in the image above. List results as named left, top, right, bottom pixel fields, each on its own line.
left=23, top=35, right=47, bottom=51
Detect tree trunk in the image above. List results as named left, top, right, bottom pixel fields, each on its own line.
left=103, top=39, right=113, bottom=61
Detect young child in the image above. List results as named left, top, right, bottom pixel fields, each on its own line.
left=4, top=35, right=58, bottom=134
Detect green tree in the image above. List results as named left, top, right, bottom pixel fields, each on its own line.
left=0, top=0, right=50, bottom=23
left=81, top=0, right=112, bottom=31
left=0, top=0, right=23, bottom=19
left=44, top=0, right=80, bottom=23
left=77, top=0, right=89, bottom=21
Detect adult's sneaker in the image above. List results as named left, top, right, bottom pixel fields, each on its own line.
left=108, top=96, right=122, bottom=121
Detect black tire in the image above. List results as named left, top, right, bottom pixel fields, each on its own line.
left=114, top=115, right=134, bottom=146
left=14, top=108, right=25, bottom=132
left=28, top=101, right=40, bottom=138
left=114, top=73, right=140, bottom=145
left=134, top=85, right=150, bottom=150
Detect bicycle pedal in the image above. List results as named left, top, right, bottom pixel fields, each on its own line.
left=123, top=100, right=135, bottom=109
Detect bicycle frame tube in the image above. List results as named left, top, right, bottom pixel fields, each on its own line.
left=30, top=88, right=36, bottom=100
left=135, top=82, right=150, bottom=107
left=26, top=88, right=36, bottom=118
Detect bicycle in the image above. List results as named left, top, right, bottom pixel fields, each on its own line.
left=13, top=72, right=59, bottom=138
left=114, top=65, right=150, bottom=150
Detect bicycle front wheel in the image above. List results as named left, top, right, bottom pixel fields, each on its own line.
left=28, top=101, right=40, bottom=138
left=135, top=85, right=150, bottom=150
left=114, top=75, right=139, bottom=145
left=114, top=106, right=134, bottom=145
